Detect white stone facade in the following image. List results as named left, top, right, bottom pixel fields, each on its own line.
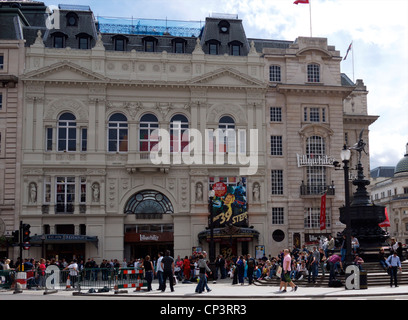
left=12, top=24, right=378, bottom=263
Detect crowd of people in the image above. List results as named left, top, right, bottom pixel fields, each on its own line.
left=0, top=235, right=406, bottom=290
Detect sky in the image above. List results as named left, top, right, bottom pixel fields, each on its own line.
left=43, top=0, right=408, bottom=169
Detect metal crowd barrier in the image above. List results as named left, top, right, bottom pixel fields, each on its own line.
left=0, top=270, right=15, bottom=290
left=0, top=267, right=147, bottom=293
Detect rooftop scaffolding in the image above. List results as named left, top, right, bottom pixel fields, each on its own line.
left=97, top=16, right=204, bottom=37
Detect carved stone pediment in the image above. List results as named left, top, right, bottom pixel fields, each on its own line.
left=189, top=67, right=265, bottom=88
left=22, top=60, right=107, bottom=83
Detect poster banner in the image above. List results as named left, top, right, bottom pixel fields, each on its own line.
left=255, top=245, right=265, bottom=259
left=209, top=177, right=248, bottom=228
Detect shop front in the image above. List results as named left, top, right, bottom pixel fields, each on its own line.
left=30, top=234, right=98, bottom=262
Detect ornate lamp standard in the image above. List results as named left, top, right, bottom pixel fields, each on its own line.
left=340, top=145, right=353, bottom=265
left=208, top=189, right=216, bottom=263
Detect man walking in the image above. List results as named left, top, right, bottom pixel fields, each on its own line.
left=386, top=251, right=402, bottom=287
left=279, top=249, right=298, bottom=292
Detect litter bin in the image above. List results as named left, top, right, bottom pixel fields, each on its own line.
left=359, top=271, right=367, bottom=289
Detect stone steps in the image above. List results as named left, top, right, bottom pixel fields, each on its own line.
left=254, top=262, right=408, bottom=287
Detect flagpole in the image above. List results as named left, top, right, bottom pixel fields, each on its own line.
left=352, top=40, right=355, bottom=83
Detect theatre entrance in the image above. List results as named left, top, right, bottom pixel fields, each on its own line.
left=123, top=190, right=175, bottom=261
left=129, top=243, right=174, bottom=260
left=124, top=224, right=174, bottom=260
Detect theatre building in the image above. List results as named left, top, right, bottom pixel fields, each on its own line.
left=6, top=3, right=377, bottom=262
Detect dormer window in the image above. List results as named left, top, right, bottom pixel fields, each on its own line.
left=76, top=33, right=92, bottom=49
left=51, top=32, right=68, bottom=48
left=172, top=38, right=187, bottom=54
left=218, top=20, right=230, bottom=33
left=112, top=35, right=128, bottom=51
left=142, top=36, right=158, bottom=52
left=66, top=12, right=78, bottom=27
left=228, top=40, right=243, bottom=56
left=206, top=39, right=221, bottom=55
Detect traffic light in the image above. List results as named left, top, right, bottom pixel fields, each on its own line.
left=12, top=230, right=19, bottom=244
left=22, top=224, right=31, bottom=243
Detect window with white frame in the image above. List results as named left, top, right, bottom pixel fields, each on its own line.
left=306, top=135, right=325, bottom=157
left=170, top=114, right=189, bottom=153
left=139, top=114, right=159, bottom=152
left=272, top=207, right=284, bottom=225
left=218, top=116, right=236, bottom=153
left=80, top=176, right=86, bottom=203
left=45, top=127, right=53, bottom=151
left=209, top=176, right=241, bottom=189
left=0, top=93, right=2, bottom=110
left=270, top=107, right=282, bottom=122
left=0, top=54, right=4, bottom=70
left=44, top=176, right=51, bottom=203
left=108, top=113, right=128, bottom=152
left=307, top=63, right=320, bottom=82
left=81, top=128, right=87, bottom=152
left=57, top=113, right=76, bottom=152
left=271, top=170, right=283, bottom=195
left=270, top=136, right=283, bottom=156
left=269, top=65, right=281, bottom=82
left=303, top=106, right=326, bottom=123
left=305, top=136, right=327, bottom=194
left=304, top=207, right=331, bottom=228
left=56, top=176, right=75, bottom=213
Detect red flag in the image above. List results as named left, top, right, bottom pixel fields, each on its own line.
left=294, top=0, right=309, bottom=4
left=320, top=193, right=326, bottom=230
left=343, top=42, right=352, bottom=60
left=379, top=207, right=391, bottom=228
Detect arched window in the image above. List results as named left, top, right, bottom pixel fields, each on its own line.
left=170, top=114, right=189, bottom=153
left=124, top=190, right=174, bottom=215
left=108, top=113, right=128, bottom=152
left=58, top=112, right=76, bottom=151
left=218, top=116, right=235, bottom=153
left=139, top=114, right=159, bottom=152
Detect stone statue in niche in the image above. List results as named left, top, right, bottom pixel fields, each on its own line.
left=252, top=182, right=260, bottom=201
left=29, top=182, right=37, bottom=204
left=92, top=183, right=100, bottom=202
left=195, top=182, right=203, bottom=202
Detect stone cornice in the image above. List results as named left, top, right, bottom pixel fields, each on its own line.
left=343, top=114, right=379, bottom=125
left=276, top=83, right=355, bottom=98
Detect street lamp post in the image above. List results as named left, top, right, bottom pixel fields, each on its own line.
left=340, top=145, right=353, bottom=265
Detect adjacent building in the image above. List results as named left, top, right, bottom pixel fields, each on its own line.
left=0, top=2, right=378, bottom=262
left=370, top=144, right=408, bottom=244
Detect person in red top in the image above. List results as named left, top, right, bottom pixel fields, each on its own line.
left=278, top=249, right=298, bottom=293
left=183, top=256, right=191, bottom=281
left=38, top=258, right=47, bottom=289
